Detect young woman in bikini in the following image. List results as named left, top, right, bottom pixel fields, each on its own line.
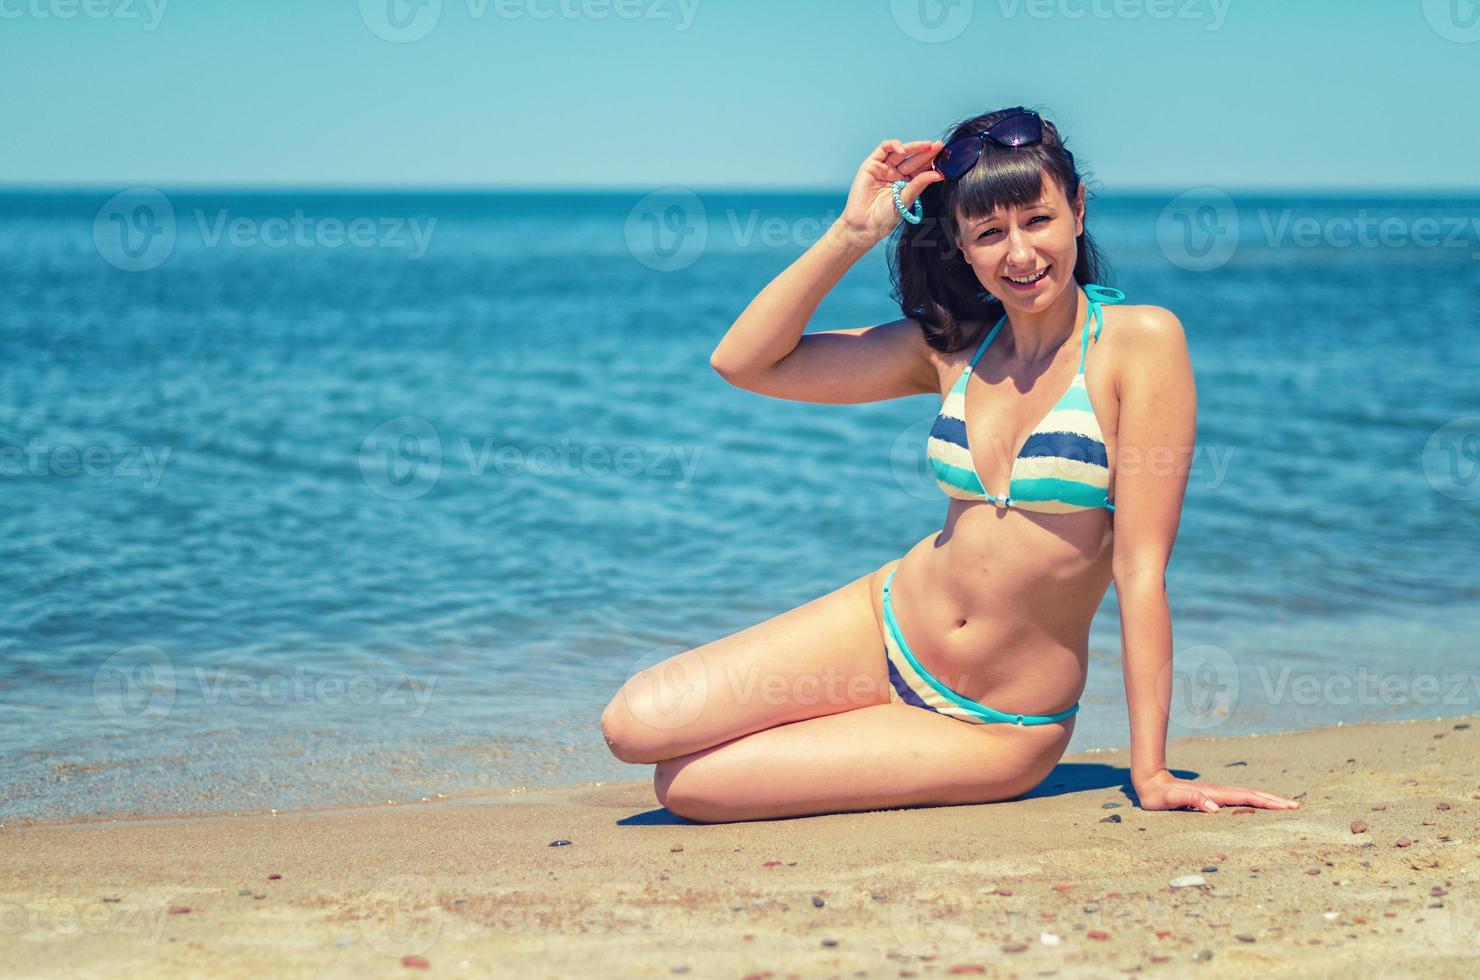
left=601, top=107, right=1299, bottom=823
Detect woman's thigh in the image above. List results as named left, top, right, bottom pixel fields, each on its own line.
left=654, top=700, right=1073, bottom=823
left=601, top=563, right=894, bottom=765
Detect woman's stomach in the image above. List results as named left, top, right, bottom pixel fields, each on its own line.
left=888, top=505, right=1114, bottom=712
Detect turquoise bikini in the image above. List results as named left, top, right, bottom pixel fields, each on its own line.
left=880, top=284, right=1127, bottom=727
left=927, top=284, right=1125, bottom=513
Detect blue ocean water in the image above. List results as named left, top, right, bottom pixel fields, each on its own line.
left=2, top=189, right=1478, bottom=824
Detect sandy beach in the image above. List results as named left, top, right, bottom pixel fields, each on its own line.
left=3, top=714, right=1477, bottom=979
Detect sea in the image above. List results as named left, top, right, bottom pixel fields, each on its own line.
left=2, top=188, right=1477, bottom=824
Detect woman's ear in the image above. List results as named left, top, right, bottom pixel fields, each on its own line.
left=1073, top=184, right=1086, bottom=237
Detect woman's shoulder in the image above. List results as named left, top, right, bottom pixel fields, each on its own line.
left=1103, top=302, right=1186, bottom=348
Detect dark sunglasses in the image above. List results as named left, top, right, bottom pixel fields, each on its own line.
left=931, top=111, right=1044, bottom=180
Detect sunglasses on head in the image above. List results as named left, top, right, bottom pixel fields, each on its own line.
left=931, top=111, right=1044, bottom=180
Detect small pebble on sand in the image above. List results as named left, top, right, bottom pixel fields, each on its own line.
left=1087, top=930, right=1110, bottom=941
left=1100, top=814, right=1122, bottom=824
left=1351, top=820, right=1368, bottom=834
left=812, top=895, right=825, bottom=908
left=1169, top=875, right=1205, bottom=888
left=1001, top=943, right=1028, bottom=953
left=1235, top=933, right=1256, bottom=943
left=1195, top=949, right=1214, bottom=961
left=1395, top=838, right=1413, bottom=848
left=401, top=954, right=429, bottom=969
left=1200, top=865, right=1218, bottom=873
left=167, top=906, right=190, bottom=915
left=1040, top=932, right=1061, bottom=946
left=548, top=839, right=571, bottom=847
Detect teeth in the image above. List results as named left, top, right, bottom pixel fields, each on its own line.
left=1006, top=269, right=1048, bottom=284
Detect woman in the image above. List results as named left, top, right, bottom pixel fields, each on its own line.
left=601, top=107, right=1299, bottom=823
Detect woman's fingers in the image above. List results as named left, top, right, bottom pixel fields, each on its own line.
left=1148, top=778, right=1301, bottom=813
left=1204, top=784, right=1300, bottom=809
left=897, top=140, right=944, bottom=178
left=1210, top=783, right=1297, bottom=805
left=874, top=139, right=941, bottom=170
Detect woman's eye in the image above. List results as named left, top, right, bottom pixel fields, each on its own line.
left=979, top=216, right=1049, bottom=239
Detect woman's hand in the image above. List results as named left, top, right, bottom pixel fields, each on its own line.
left=1132, top=768, right=1301, bottom=813
left=838, top=138, right=946, bottom=248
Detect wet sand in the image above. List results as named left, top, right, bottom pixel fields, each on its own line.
left=2, top=714, right=1477, bottom=978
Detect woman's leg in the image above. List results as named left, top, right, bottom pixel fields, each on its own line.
left=601, top=563, right=895, bottom=765
left=653, top=700, right=1074, bottom=823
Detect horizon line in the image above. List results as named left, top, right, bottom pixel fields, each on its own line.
left=2, top=182, right=1480, bottom=198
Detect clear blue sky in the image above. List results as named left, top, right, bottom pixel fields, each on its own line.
left=3, top=0, right=1476, bottom=191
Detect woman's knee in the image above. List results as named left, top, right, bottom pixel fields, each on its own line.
left=601, top=698, right=667, bottom=765
left=653, top=756, right=722, bottom=822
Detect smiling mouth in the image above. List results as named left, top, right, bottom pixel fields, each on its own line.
left=1004, top=267, right=1050, bottom=286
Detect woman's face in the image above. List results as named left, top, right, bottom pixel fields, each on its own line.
left=952, top=171, right=1085, bottom=315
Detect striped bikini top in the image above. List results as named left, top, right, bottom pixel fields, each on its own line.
left=926, top=284, right=1125, bottom=514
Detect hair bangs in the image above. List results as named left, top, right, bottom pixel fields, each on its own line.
left=949, top=145, right=1061, bottom=229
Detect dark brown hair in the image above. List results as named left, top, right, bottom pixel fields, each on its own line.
left=886, top=106, right=1112, bottom=354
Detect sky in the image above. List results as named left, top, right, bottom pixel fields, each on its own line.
left=2, top=0, right=1477, bottom=192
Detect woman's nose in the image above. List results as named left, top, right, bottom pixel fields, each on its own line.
left=1006, top=227, right=1034, bottom=266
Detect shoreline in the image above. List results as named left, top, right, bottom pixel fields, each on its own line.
left=4, top=713, right=1478, bottom=977
left=11, top=710, right=1480, bottom=834
left=7, top=712, right=1475, bottom=832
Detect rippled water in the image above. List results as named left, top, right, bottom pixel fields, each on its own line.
left=2, top=190, right=1478, bottom=823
